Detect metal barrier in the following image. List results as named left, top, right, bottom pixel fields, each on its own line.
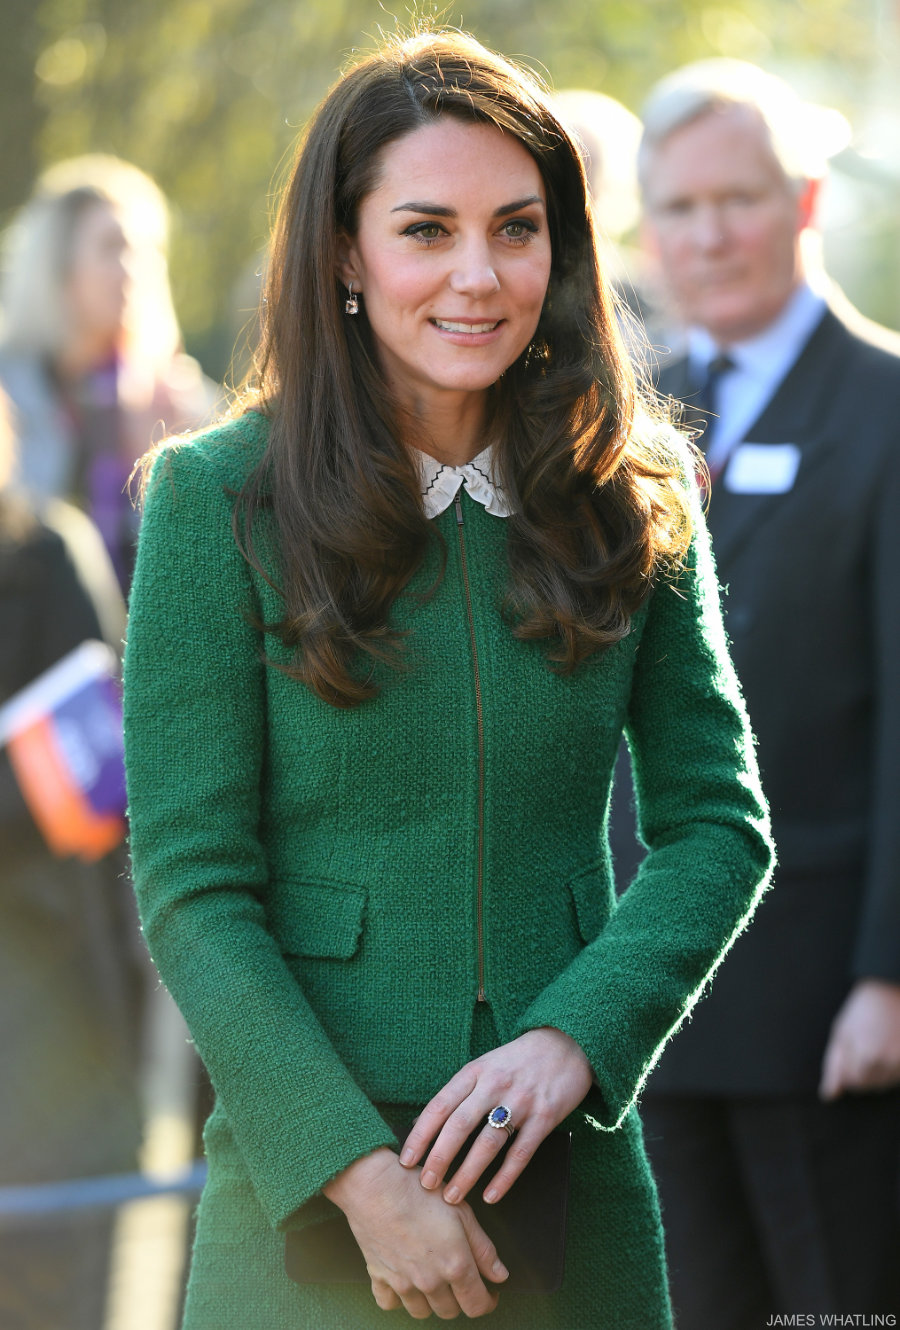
left=0, top=1163, right=206, bottom=1227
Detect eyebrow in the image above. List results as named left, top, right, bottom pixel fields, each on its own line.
left=390, top=195, right=545, bottom=217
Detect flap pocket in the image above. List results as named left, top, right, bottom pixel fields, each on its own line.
left=567, top=860, right=612, bottom=943
left=272, top=881, right=367, bottom=960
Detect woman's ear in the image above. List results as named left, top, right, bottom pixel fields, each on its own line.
left=336, top=230, right=361, bottom=292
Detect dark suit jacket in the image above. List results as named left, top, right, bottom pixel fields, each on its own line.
left=611, top=297, right=900, bottom=1095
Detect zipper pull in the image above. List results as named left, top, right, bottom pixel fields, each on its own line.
left=454, top=492, right=464, bottom=525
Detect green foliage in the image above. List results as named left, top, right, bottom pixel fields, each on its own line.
left=19, top=0, right=880, bottom=378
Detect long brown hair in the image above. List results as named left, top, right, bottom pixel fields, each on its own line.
left=237, top=28, right=692, bottom=707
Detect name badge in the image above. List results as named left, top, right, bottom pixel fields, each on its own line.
left=723, top=443, right=801, bottom=495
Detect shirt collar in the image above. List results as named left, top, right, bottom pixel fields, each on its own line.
left=413, top=444, right=513, bottom=519
left=688, top=278, right=828, bottom=384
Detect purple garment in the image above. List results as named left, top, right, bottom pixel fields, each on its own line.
left=64, top=356, right=138, bottom=592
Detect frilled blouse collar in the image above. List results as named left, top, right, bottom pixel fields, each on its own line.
left=412, top=444, right=512, bottom=520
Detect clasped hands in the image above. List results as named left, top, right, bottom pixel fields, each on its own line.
left=323, top=1026, right=593, bottom=1320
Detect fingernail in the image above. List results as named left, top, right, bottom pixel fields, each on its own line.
left=484, top=1187, right=498, bottom=1204
left=493, top=1259, right=509, bottom=1279
left=444, top=1185, right=460, bottom=1203
left=421, top=1170, right=437, bottom=1189
left=400, top=1148, right=415, bottom=1165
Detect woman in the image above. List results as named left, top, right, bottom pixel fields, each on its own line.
left=123, top=29, right=773, bottom=1328
left=0, top=386, right=144, bottom=1329
left=0, top=155, right=217, bottom=590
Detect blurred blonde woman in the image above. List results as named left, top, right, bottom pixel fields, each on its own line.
left=0, top=155, right=217, bottom=589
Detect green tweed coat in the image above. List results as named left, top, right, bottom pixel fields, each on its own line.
left=123, top=412, right=773, bottom=1329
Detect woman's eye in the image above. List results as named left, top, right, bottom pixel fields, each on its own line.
left=404, top=222, right=445, bottom=244
left=501, top=219, right=538, bottom=243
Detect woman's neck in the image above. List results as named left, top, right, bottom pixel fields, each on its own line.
left=54, top=331, right=117, bottom=382
left=398, top=388, right=490, bottom=468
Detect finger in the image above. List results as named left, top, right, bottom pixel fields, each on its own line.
left=480, top=1127, right=544, bottom=1205
left=442, top=1123, right=508, bottom=1204
left=370, top=1276, right=402, bottom=1310
left=458, top=1204, right=509, bottom=1287
left=400, top=1071, right=478, bottom=1167
left=844, top=1052, right=893, bottom=1091
left=448, top=1266, right=500, bottom=1319
left=397, top=1285, right=433, bottom=1319
left=449, top=1211, right=504, bottom=1316
left=419, top=1101, right=497, bottom=1190
left=819, top=1062, right=840, bottom=1101
left=420, top=1280, right=463, bottom=1320
left=819, top=1037, right=848, bottom=1101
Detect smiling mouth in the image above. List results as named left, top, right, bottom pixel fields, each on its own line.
left=431, top=318, right=502, bottom=333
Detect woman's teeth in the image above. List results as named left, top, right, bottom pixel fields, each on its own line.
left=432, top=319, right=500, bottom=333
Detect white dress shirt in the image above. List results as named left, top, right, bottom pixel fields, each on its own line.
left=688, top=279, right=828, bottom=474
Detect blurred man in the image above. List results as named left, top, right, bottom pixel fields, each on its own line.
left=555, top=87, right=675, bottom=358
left=611, top=59, right=900, bottom=1327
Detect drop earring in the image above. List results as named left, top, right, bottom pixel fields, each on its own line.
left=345, top=282, right=359, bottom=315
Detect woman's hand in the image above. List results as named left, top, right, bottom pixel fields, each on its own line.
left=399, top=1027, right=594, bottom=1207
left=323, top=1147, right=509, bottom=1319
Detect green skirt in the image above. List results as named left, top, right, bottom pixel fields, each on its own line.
left=182, top=1008, right=672, bottom=1329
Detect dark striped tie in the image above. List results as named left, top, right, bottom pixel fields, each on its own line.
left=693, top=353, right=735, bottom=488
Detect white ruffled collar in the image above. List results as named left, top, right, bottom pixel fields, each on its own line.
left=413, top=444, right=512, bottom=520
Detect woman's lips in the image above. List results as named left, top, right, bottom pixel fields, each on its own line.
left=431, top=318, right=502, bottom=333
left=429, top=317, right=506, bottom=345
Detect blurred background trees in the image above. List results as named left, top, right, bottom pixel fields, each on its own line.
left=4, top=0, right=900, bottom=381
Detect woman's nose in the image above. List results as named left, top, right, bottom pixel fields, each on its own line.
left=449, top=241, right=501, bottom=298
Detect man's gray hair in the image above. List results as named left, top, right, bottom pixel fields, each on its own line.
left=638, top=59, right=843, bottom=194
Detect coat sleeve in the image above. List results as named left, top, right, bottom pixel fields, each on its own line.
left=123, top=435, right=396, bottom=1231
left=513, top=447, right=775, bottom=1128
left=852, top=430, right=900, bottom=981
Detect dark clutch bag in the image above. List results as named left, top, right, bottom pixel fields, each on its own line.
left=284, top=1107, right=572, bottom=1294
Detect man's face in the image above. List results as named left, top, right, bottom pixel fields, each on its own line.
left=642, top=105, right=814, bottom=344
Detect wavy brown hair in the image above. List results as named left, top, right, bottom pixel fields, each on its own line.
left=236, top=28, right=692, bottom=707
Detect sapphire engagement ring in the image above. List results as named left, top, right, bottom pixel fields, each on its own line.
left=486, top=1104, right=515, bottom=1137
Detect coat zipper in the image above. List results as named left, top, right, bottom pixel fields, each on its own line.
left=454, top=492, right=487, bottom=1002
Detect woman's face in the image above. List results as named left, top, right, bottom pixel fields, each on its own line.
left=64, top=201, right=130, bottom=354
left=340, top=117, right=552, bottom=419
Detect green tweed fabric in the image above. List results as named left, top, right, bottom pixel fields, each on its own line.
left=123, top=411, right=773, bottom=1328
